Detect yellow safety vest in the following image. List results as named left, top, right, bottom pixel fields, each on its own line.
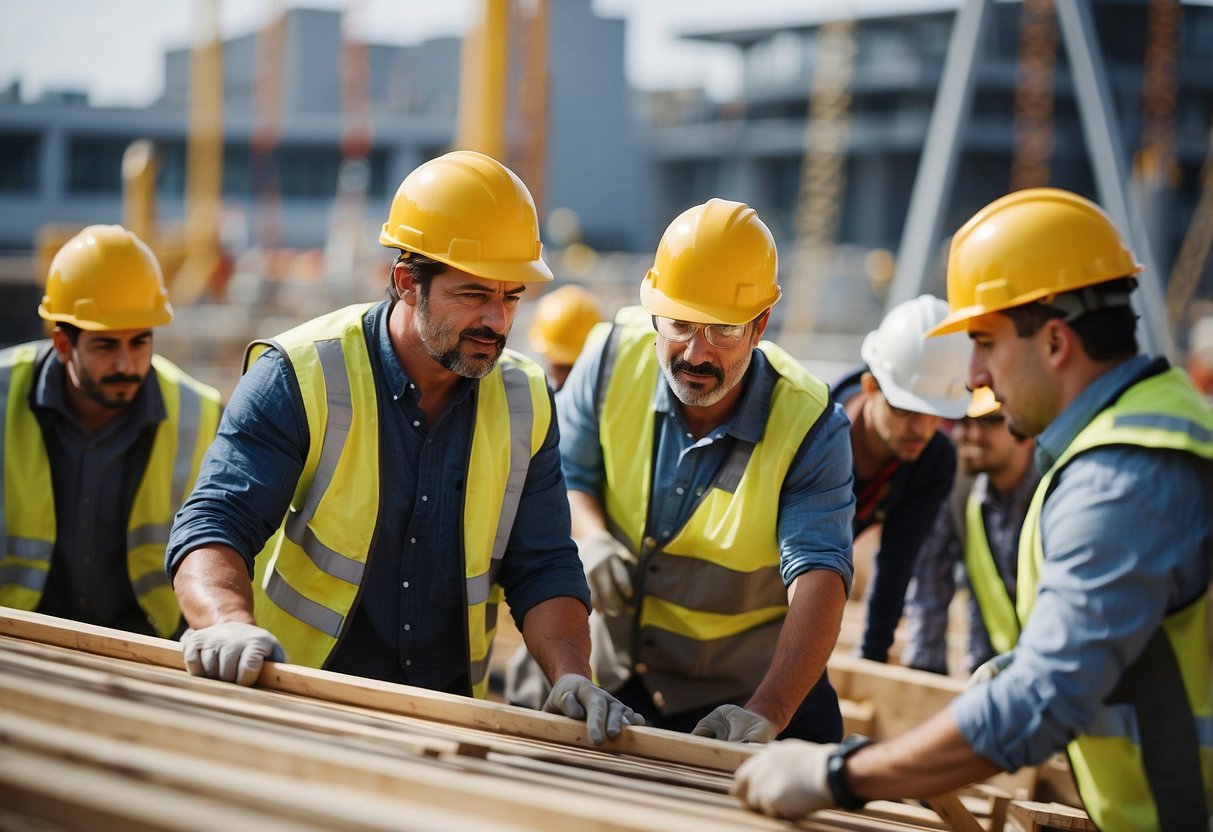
left=246, top=304, right=550, bottom=698
left=1018, top=366, right=1213, bottom=831
left=595, top=318, right=830, bottom=713
left=962, top=488, right=1020, bottom=655
left=0, top=342, right=221, bottom=637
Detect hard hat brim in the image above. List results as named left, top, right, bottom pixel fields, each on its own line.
left=925, top=311, right=974, bottom=338
left=639, top=275, right=779, bottom=326
left=877, top=377, right=970, bottom=420
left=37, top=303, right=173, bottom=331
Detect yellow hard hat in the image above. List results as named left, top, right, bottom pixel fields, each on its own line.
left=929, top=188, right=1142, bottom=337
left=966, top=387, right=1001, bottom=419
left=379, top=150, right=552, bottom=284
left=39, top=224, right=172, bottom=331
left=529, top=284, right=603, bottom=365
left=640, top=198, right=780, bottom=325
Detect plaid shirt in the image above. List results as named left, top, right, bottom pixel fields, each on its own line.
left=902, top=468, right=1037, bottom=674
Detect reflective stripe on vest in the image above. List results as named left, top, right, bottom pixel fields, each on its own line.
left=1018, top=366, right=1213, bottom=832
left=962, top=487, right=1019, bottom=655
left=247, top=304, right=549, bottom=698
left=0, top=343, right=220, bottom=636
left=596, top=318, right=830, bottom=713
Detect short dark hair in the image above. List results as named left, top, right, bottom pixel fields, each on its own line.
left=386, top=253, right=446, bottom=301
left=1001, top=277, right=1139, bottom=362
left=55, top=322, right=82, bottom=346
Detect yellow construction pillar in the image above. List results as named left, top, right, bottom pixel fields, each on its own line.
left=456, top=0, right=510, bottom=160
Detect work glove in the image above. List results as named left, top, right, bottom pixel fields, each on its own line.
left=542, top=673, right=645, bottom=744
left=580, top=531, right=636, bottom=618
left=966, top=651, right=1014, bottom=689
left=732, top=739, right=837, bottom=819
left=691, top=704, right=778, bottom=743
left=181, top=622, right=287, bottom=687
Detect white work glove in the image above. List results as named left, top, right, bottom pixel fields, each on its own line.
left=691, top=704, right=778, bottom=743
left=181, top=622, right=287, bottom=686
left=542, top=673, right=645, bottom=744
left=966, top=651, right=1014, bottom=689
left=580, top=531, right=636, bottom=617
left=732, top=739, right=837, bottom=819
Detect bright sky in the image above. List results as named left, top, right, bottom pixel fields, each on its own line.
left=0, top=0, right=960, bottom=107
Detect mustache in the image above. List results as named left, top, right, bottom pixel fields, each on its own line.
left=460, top=327, right=505, bottom=349
left=100, top=373, right=143, bottom=385
left=670, top=358, right=723, bottom=382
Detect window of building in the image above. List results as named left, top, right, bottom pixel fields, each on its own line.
left=67, top=135, right=131, bottom=195
left=0, top=133, right=39, bottom=194
left=747, top=31, right=810, bottom=92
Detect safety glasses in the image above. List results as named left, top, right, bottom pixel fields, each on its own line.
left=652, top=316, right=750, bottom=349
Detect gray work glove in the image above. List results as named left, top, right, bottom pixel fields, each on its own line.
left=732, top=739, right=837, bottom=819
left=966, top=651, right=1014, bottom=689
left=542, top=673, right=645, bottom=744
left=181, top=622, right=287, bottom=686
left=691, top=704, right=778, bottom=743
left=580, top=531, right=637, bottom=617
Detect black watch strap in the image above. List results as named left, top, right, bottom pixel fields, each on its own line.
left=826, top=735, right=874, bottom=811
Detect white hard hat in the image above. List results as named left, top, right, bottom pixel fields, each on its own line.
left=861, top=294, right=972, bottom=419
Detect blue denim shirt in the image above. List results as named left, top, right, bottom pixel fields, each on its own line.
left=834, top=368, right=957, bottom=662
left=952, top=356, right=1213, bottom=769
left=29, top=343, right=166, bottom=635
left=558, top=334, right=855, bottom=591
left=167, top=302, right=588, bottom=693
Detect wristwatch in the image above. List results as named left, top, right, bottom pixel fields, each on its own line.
left=826, top=735, right=874, bottom=811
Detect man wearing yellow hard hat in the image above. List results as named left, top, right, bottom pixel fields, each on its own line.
left=0, top=225, right=221, bottom=638
left=733, top=188, right=1212, bottom=831
left=537, top=198, right=855, bottom=743
left=167, top=151, right=641, bottom=744
left=529, top=284, right=604, bottom=390
left=901, top=387, right=1037, bottom=676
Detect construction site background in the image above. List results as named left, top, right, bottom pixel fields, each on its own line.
left=0, top=0, right=1210, bottom=400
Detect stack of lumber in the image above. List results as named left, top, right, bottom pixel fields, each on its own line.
left=0, top=609, right=1027, bottom=832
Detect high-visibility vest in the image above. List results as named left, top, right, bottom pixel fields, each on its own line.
left=962, top=488, right=1020, bottom=655
left=594, top=317, right=831, bottom=713
left=0, top=341, right=221, bottom=637
left=1018, top=366, right=1213, bottom=831
left=246, top=304, right=550, bottom=698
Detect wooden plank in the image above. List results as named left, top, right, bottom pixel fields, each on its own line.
left=925, top=793, right=986, bottom=832
left=0, top=610, right=1031, bottom=832
left=0, top=635, right=737, bottom=794
left=841, top=697, right=877, bottom=737
left=0, top=608, right=754, bottom=772
left=0, top=721, right=476, bottom=832
left=826, top=653, right=964, bottom=740
left=1008, top=800, right=1095, bottom=832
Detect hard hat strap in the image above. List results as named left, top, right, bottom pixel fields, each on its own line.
left=1044, top=278, right=1136, bottom=323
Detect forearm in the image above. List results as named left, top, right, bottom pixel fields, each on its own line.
left=567, top=488, right=609, bottom=542
left=173, top=545, right=256, bottom=628
left=521, top=595, right=593, bottom=682
left=745, top=570, right=846, bottom=730
left=846, top=708, right=1002, bottom=799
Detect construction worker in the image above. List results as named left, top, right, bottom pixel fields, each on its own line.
left=901, top=387, right=1037, bottom=676
left=833, top=295, right=972, bottom=663
left=1187, top=314, right=1213, bottom=402
left=0, top=225, right=221, bottom=638
left=529, top=284, right=604, bottom=389
left=166, top=151, right=642, bottom=745
left=544, top=198, right=856, bottom=743
left=733, top=188, right=1212, bottom=832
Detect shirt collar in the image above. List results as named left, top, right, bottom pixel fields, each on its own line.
left=1034, top=354, right=1153, bottom=473
left=974, top=463, right=1038, bottom=510
left=31, top=344, right=166, bottom=432
left=373, top=300, right=476, bottom=407
left=652, top=348, right=775, bottom=444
